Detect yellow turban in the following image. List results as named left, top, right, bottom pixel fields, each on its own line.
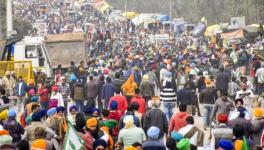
left=0, top=110, right=8, bottom=121
left=86, top=118, right=97, bottom=128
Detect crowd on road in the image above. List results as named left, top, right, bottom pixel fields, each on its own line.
left=1, top=0, right=264, bottom=150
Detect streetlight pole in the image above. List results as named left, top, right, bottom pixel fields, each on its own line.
left=6, top=0, right=13, bottom=37
left=169, top=0, right=172, bottom=33
left=125, top=0, right=128, bottom=32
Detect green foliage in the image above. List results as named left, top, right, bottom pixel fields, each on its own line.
left=0, top=0, right=32, bottom=39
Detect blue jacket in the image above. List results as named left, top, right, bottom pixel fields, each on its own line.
left=101, top=83, right=116, bottom=100
left=15, top=81, right=28, bottom=97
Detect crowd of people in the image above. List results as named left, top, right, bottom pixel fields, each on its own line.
left=0, top=0, right=264, bottom=150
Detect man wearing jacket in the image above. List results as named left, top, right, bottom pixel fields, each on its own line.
left=169, top=104, right=190, bottom=132
left=101, top=77, right=116, bottom=109
left=85, top=75, right=98, bottom=108
left=15, top=76, right=28, bottom=112
left=143, top=99, right=168, bottom=141
left=177, top=83, right=195, bottom=114
left=108, top=89, right=128, bottom=115
left=199, top=79, right=218, bottom=129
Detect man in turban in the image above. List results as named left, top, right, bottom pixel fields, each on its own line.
left=83, top=117, right=98, bottom=150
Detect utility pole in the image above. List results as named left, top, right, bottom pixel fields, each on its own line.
left=169, top=0, right=172, bottom=33
left=125, top=0, right=128, bottom=32
left=0, top=3, right=4, bottom=39
left=6, top=0, right=13, bottom=37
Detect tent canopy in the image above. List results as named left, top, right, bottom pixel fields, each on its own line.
left=122, top=11, right=139, bottom=19
left=221, top=29, right=245, bottom=39
left=204, top=24, right=222, bottom=36
left=157, top=15, right=170, bottom=22
left=132, top=14, right=160, bottom=26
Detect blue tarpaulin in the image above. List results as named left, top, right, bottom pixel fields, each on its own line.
left=158, top=15, right=170, bottom=22
left=191, top=23, right=206, bottom=35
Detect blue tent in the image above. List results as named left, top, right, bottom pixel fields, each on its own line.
left=191, top=23, right=206, bottom=35
left=158, top=15, right=170, bottom=22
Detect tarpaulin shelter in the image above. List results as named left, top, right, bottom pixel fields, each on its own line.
left=157, top=15, right=170, bottom=22
left=132, top=14, right=160, bottom=26
left=191, top=23, right=206, bottom=35
left=122, top=12, right=139, bottom=19
left=204, top=24, right=222, bottom=36
left=243, top=24, right=264, bottom=33
left=221, top=29, right=245, bottom=39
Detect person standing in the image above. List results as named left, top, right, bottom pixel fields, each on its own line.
left=108, top=89, right=128, bottom=115
left=122, top=74, right=138, bottom=103
left=2, top=71, right=15, bottom=96
left=15, top=76, right=28, bottom=112
left=96, top=75, right=105, bottom=111
left=160, top=81, right=176, bottom=121
left=85, top=75, right=98, bottom=108
left=216, top=67, right=230, bottom=96
left=50, top=85, right=64, bottom=107
left=210, top=92, right=235, bottom=123
left=143, top=99, right=168, bottom=142
left=255, top=62, right=264, bottom=93
left=3, top=109, right=24, bottom=144
left=142, top=126, right=166, bottom=150
left=199, top=78, right=218, bottom=129
left=147, top=64, right=159, bottom=96
left=112, top=72, right=124, bottom=92
left=168, top=104, right=190, bottom=132
left=210, top=113, right=233, bottom=149
left=140, top=75, right=154, bottom=104
left=118, top=115, right=146, bottom=149
left=130, top=89, right=146, bottom=115
left=178, top=116, right=204, bottom=149
left=177, top=83, right=195, bottom=114
left=101, top=77, right=116, bottom=109
left=249, top=108, right=264, bottom=146
left=59, top=76, right=71, bottom=113
left=177, top=67, right=188, bottom=91
left=235, top=83, right=254, bottom=113
left=38, top=82, right=50, bottom=110
left=71, top=78, right=86, bottom=112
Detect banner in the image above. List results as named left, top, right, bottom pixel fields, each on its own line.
left=64, top=123, right=84, bottom=150
left=221, top=29, right=244, bottom=39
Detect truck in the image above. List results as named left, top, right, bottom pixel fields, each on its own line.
left=1, top=32, right=87, bottom=78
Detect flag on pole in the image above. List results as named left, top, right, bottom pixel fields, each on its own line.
left=64, top=123, right=84, bottom=150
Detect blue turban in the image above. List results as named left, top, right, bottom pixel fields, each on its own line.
left=147, top=126, right=160, bottom=139
left=93, top=139, right=107, bottom=149
left=31, top=112, right=42, bottom=121
left=83, top=105, right=94, bottom=114
left=56, top=106, right=65, bottom=112
left=39, top=109, right=47, bottom=118
left=110, top=101, right=118, bottom=110
left=69, top=105, right=77, bottom=112
left=47, top=108, right=57, bottom=117
left=218, top=139, right=233, bottom=150
left=31, top=96, right=39, bottom=102
left=171, top=131, right=183, bottom=142
left=8, top=109, right=16, bottom=118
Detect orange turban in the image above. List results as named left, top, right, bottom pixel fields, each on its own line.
left=31, top=139, right=46, bottom=150
left=86, top=118, right=97, bottom=128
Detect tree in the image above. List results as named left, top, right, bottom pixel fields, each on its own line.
left=0, top=0, right=32, bottom=39
left=106, top=0, right=261, bottom=24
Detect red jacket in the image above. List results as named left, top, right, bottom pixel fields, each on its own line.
left=169, top=112, right=189, bottom=132
left=108, top=95, right=128, bottom=115
left=108, top=111, right=122, bottom=121
left=38, top=88, right=49, bottom=102
left=130, top=95, right=146, bottom=114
